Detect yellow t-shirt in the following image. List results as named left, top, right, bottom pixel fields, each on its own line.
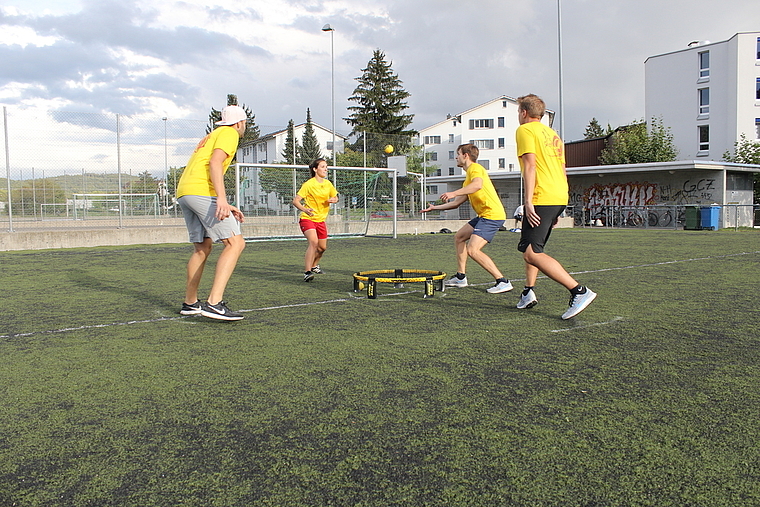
left=464, top=163, right=506, bottom=220
left=177, top=126, right=240, bottom=198
left=516, top=121, right=568, bottom=205
left=297, top=177, right=338, bottom=222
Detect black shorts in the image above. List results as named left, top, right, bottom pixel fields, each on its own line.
left=517, top=205, right=565, bottom=253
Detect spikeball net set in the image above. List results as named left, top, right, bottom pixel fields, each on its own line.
left=352, top=269, right=447, bottom=299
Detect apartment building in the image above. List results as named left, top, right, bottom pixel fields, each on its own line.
left=418, top=95, right=554, bottom=180
left=645, top=31, right=760, bottom=160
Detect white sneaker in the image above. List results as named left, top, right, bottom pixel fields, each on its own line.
left=561, top=289, right=597, bottom=320
left=486, top=280, right=514, bottom=293
left=516, top=289, right=538, bottom=309
left=444, top=275, right=468, bottom=288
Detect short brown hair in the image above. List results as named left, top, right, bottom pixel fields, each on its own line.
left=457, top=143, right=479, bottom=162
left=517, top=94, right=546, bottom=120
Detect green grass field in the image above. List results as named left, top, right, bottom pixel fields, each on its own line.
left=1, top=228, right=759, bottom=506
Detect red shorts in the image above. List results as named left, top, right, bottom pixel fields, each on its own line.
left=299, top=219, right=328, bottom=239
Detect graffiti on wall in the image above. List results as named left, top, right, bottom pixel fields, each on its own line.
left=585, top=182, right=657, bottom=209
left=659, top=179, right=715, bottom=204
left=570, top=178, right=717, bottom=211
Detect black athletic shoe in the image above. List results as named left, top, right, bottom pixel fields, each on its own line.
left=311, top=265, right=324, bottom=274
left=200, top=301, right=244, bottom=321
left=303, top=271, right=315, bottom=282
left=180, top=300, right=202, bottom=315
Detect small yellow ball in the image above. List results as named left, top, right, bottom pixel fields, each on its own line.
left=384, top=144, right=394, bottom=154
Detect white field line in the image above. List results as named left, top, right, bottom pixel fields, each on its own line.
left=2, top=251, right=758, bottom=340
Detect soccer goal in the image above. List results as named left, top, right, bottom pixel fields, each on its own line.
left=70, top=193, right=160, bottom=219
left=234, top=163, right=399, bottom=239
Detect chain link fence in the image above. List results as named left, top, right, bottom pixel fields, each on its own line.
left=1, top=106, right=444, bottom=235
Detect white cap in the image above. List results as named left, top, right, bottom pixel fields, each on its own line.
left=215, top=105, right=247, bottom=126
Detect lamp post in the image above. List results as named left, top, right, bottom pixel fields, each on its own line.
left=322, top=24, right=336, bottom=165
left=557, top=0, right=565, bottom=139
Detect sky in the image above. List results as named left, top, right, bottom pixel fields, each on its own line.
left=1, top=0, right=759, bottom=145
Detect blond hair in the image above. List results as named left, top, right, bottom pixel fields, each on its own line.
left=517, top=94, right=546, bottom=119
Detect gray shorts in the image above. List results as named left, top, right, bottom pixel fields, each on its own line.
left=178, top=195, right=241, bottom=243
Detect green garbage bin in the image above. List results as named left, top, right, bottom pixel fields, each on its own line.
left=700, top=206, right=721, bottom=230
left=684, top=206, right=701, bottom=230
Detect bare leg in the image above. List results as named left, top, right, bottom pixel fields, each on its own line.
left=466, top=234, right=504, bottom=280
left=522, top=244, right=577, bottom=290
left=185, top=238, right=212, bottom=304
left=453, top=224, right=474, bottom=274
left=207, top=234, right=246, bottom=305
left=303, top=229, right=325, bottom=272
left=311, top=238, right=328, bottom=268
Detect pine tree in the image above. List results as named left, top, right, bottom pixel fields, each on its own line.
left=584, top=118, right=606, bottom=139
left=345, top=49, right=415, bottom=153
left=281, top=119, right=300, bottom=164
left=298, top=108, right=323, bottom=164
left=207, top=93, right=260, bottom=148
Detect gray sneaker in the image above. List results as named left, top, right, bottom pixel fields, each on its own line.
left=516, top=289, right=538, bottom=309
left=561, top=289, right=597, bottom=320
left=486, top=280, right=514, bottom=293
left=444, top=275, right=468, bottom=288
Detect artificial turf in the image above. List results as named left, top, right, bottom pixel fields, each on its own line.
left=0, top=228, right=759, bottom=506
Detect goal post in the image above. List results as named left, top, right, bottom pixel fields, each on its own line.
left=234, top=163, right=399, bottom=239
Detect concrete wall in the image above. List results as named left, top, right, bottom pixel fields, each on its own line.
left=0, top=217, right=573, bottom=251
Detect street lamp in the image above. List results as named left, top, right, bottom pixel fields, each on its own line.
left=322, top=24, right=336, bottom=165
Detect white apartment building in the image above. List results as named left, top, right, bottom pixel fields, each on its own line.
left=645, top=31, right=760, bottom=161
left=418, top=95, right=554, bottom=181
left=236, top=122, right=345, bottom=164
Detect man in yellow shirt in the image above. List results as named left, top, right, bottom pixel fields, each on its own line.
left=422, top=143, right=513, bottom=293
left=516, top=94, right=596, bottom=319
left=177, top=105, right=247, bottom=321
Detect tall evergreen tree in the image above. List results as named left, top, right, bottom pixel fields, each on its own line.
left=298, top=108, right=323, bottom=164
left=583, top=118, right=606, bottom=139
left=345, top=49, right=416, bottom=153
left=281, top=119, right=300, bottom=164
left=207, top=93, right=260, bottom=148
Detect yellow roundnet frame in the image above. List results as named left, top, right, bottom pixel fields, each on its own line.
left=352, top=269, right=447, bottom=299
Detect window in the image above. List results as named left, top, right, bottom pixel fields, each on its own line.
left=498, top=117, right=505, bottom=128
left=698, top=51, right=709, bottom=78
left=478, top=160, right=490, bottom=170
left=427, top=185, right=438, bottom=195
left=424, top=135, right=441, bottom=145
left=448, top=134, right=454, bottom=143
left=448, top=151, right=455, bottom=160
left=756, top=78, right=760, bottom=100
left=426, top=152, right=438, bottom=161
left=469, top=119, right=494, bottom=129
left=498, top=138, right=505, bottom=149
left=326, top=141, right=333, bottom=151
left=434, top=168, right=441, bottom=176
left=757, top=37, right=760, bottom=59
left=502, top=100, right=508, bottom=107
left=498, top=158, right=505, bottom=169
left=448, top=167, right=455, bottom=176
left=698, top=125, right=709, bottom=152
left=698, top=88, right=709, bottom=115
left=509, top=163, right=515, bottom=171
left=472, top=139, right=494, bottom=150
left=755, top=118, right=760, bottom=140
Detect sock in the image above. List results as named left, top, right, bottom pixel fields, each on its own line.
left=522, top=286, right=534, bottom=296
left=570, top=285, right=586, bottom=295
left=496, top=277, right=507, bottom=284
left=305, top=271, right=312, bottom=275
left=456, top=272, right=466, bottom=280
